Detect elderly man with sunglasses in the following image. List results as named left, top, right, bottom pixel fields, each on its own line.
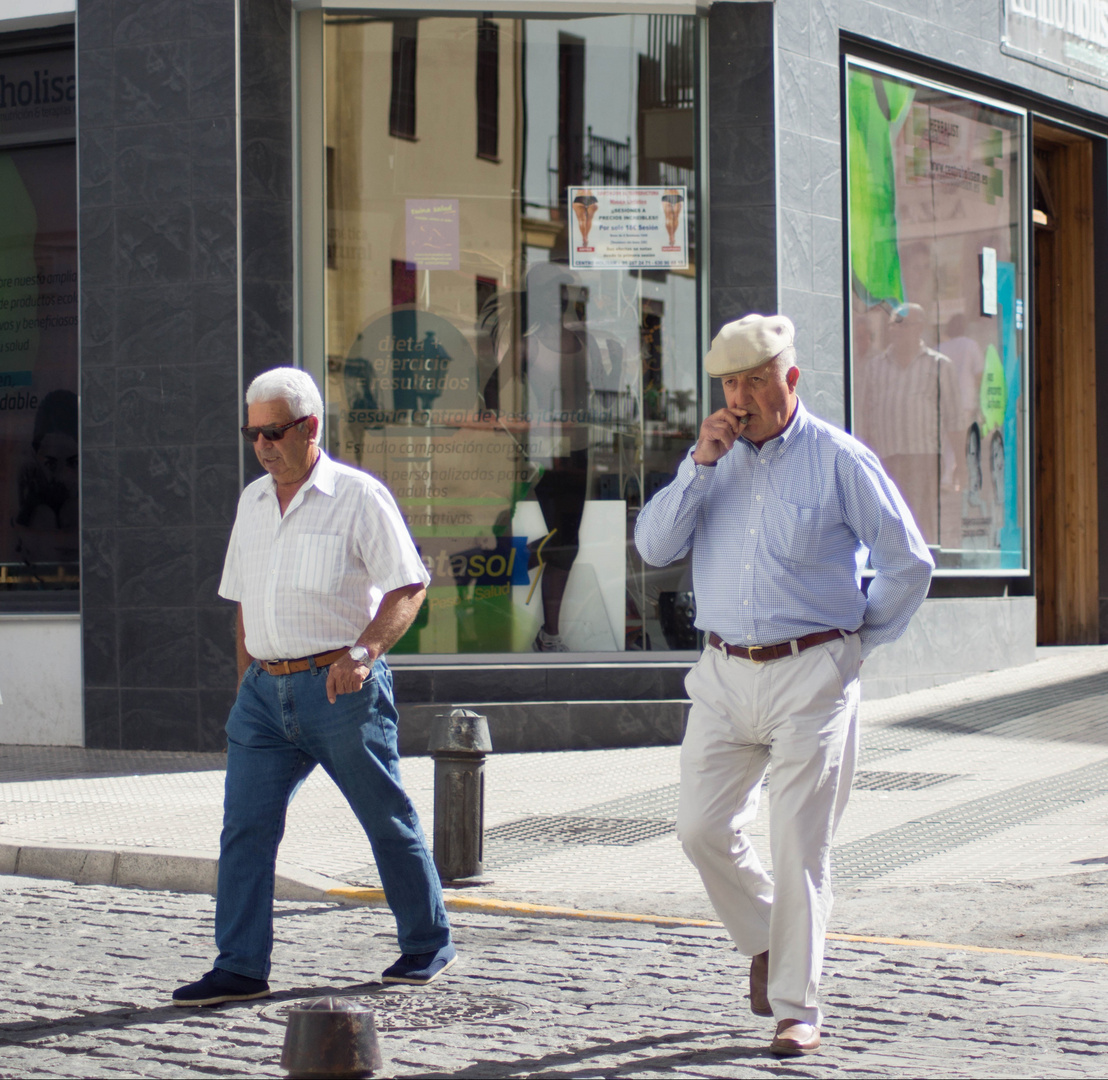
left=635, top=315, right=932, bottom=1056
left=173, top=367, right=453, bottom=1007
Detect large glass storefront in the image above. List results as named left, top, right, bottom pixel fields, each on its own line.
left=846, top=59, right=1029, bottom=573
left=318, top=13, right=703, bottom=655
left=0, top=38, right=78, bottom=611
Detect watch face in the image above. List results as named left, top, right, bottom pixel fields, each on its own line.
left=350, top=646, right=369, bottom=662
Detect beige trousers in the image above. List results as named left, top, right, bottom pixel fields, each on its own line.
left=676, top=634, right=862, bottom=1027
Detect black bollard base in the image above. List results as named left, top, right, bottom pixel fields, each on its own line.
left=281, top=996, right=383, bottom=1079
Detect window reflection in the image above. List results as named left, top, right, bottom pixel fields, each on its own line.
left=323, top=14, right=702, bottom=653
left=846, top=63, right=1026, bottom=571
left=0, top=59, right=79, bottom=610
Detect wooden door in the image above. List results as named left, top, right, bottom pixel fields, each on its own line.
left=1033, top=122, right=1098, bottom=643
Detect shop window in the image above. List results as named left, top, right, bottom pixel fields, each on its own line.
left=389, top=19, right=418, bottom=140
left=321, top=13, right=702, bottom=656
left=845, top=59, right=1028, bottom=573
left=0, top=36, right=78, bottom=612
left=476, top=18, right=498, bottom=161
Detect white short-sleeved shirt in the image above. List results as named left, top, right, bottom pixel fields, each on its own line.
left=219, top=450, right=431, bottom=661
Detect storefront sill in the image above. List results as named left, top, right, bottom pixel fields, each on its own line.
left=0, top=612, right=80, bottom=621
left=389, top=652, right=701, bottom=667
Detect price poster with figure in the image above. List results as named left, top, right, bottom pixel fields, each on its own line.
left=568, top=186, right=688, bottom=270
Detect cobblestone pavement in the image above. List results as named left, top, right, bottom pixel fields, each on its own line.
left=1, top=874, right=1106, bottom=1079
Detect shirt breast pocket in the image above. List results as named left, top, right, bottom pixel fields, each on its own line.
left=766, top=501, right=823, bottom=564
left=293, top=533, right=343, bottom=594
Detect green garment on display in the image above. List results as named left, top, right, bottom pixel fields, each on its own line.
left=847, top=70, right=915, bottom=306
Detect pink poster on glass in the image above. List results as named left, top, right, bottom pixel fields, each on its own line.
left=405, top=199, right=460, bottom=270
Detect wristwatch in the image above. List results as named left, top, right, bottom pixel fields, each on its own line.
left=349, top=645, right=370, bottom=664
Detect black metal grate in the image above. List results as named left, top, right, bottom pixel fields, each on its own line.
left=852, top=770, right=961, bottom=791
left=486, top=814, right=675, bottom=846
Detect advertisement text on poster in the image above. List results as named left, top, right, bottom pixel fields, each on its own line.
left=568, top=186, right=688, bottom=270
left=405, top=199, right=460, bottom=270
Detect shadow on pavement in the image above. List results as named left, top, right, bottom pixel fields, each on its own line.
left=890, top=669, right=1108, bottom=744
left=417, top=1029, right=766, bottom=1078
left=0, top=746, right=227, bottom=783
left=0, top=983, right=368, bottom=1043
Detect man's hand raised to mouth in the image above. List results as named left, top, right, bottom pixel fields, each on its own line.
left=692, top=408, right=750, bottom=466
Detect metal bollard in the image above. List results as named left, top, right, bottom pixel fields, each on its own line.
left=281, top=996, right=382, bottom=1079
left=428, top=708, right=493, bottom=886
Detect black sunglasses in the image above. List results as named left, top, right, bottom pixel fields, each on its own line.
left=240, top=415, right=312, bottom=443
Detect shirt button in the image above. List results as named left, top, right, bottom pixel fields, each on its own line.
left=749, top=528, right=755, bottom=534
left=756, top=495, right=762, bottom=501
left=743, top=599, right=749, bottom=605
left=747, top=634, right=753, bottom=640
left=760, top=458, right=766, bottom=464
left=745, top=564, right=751, bottom=569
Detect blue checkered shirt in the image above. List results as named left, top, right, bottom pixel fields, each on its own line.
left=635, top=400, right=933, bottom=659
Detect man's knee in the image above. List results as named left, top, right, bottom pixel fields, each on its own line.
left=676, top=805, right=727, bottom=860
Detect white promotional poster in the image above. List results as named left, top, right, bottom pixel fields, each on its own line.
left=568, top=186, right=688, bottom=270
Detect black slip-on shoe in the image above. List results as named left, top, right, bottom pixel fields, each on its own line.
left=172, top=968, right=271, bottom=1007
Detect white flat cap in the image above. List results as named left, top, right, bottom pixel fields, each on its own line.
left=705, top=314, right=795, bottom=377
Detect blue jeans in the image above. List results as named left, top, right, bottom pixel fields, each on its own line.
left=214, top=657, right=451, bottom=980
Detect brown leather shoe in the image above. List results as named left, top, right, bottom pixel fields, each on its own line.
left=748, top=950, right=772, bottom=1016
left=770, top=1019, right=820, bottom=1056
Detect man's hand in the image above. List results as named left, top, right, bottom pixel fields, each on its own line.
left=691, top=407, right=748, bottom=465
left=324, top=584, right=425, bottom=705
left=326, top=652, right=373, bottom=704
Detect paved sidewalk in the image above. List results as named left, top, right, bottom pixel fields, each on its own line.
left=2, top=647, right=1108, bottom=946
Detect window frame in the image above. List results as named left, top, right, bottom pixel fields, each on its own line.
left=843, top=55, right=1032, bottom=579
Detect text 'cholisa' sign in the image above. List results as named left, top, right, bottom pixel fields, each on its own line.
left=0, top=48, right=75, bottom=146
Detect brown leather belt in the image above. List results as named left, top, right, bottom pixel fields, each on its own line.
left=258, top=647, right=349, bottom=676
left=707, top=629, right=846, bottom=664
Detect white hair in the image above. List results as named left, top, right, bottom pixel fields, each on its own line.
left=245, top=368, right=324, bottom=424
left=771, top=345, right=797, bottom=375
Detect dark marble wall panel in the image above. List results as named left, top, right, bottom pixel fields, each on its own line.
left=391, top=664, right=694, bottom=709
left=394, top=700, right=690, bottom=756
left=79, top=0, right=241, bottom=751
left=239, top=0, right=293, bottom=494
left=708, top=3, right=777, bottom=339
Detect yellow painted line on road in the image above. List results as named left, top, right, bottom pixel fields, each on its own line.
left=826, top=931, right=1108, bottom=965
left=326, top=887, right=1108, bottom=964
left=327, top=887, right=721, bottom=928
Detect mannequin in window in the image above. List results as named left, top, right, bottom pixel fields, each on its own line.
left=482, top=263, right=601, bottom=652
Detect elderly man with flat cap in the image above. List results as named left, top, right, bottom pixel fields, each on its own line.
left=635, top=315, right=932, bottom=1055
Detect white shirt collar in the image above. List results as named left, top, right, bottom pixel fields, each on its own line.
left=253, top=446, right=337, bottom=503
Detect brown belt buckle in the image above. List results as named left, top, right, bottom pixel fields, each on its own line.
left=746, top=644, right=771, bottom=664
